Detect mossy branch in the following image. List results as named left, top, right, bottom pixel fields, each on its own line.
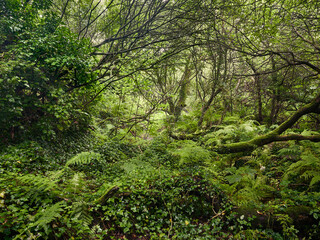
left=214, top=92, right=320, bottom=154
left=94, top=186, right=119, bottom=205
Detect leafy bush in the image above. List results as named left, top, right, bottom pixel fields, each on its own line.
left=0, top=0, right=98, bottom=142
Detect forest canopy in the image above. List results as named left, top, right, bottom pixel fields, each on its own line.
left=1, top=0, right=320, bottom=239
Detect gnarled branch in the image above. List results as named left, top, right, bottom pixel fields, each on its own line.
left=214, top=92, right=320, bottom=154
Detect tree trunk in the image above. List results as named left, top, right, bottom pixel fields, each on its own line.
left=269, top=56, right=281, bottom=124
left=198, top=45, right=227, bottom=128
left=198, top=88, right=222, bottom=128
left=246, top=59, right=263, bottom=123
left=173, top=63, right=192, bottom=122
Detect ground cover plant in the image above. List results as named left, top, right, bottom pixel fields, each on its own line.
left=1, top=0, right=320, bottom=239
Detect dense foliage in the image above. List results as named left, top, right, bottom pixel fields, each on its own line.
left=1, top=134, right=320, bottom=239
left=0, top=0, right=98, bottom=142
left=1, top=0, right=320, bottom=239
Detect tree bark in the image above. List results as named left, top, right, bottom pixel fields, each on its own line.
left=171, top=60, right=192, bottom=122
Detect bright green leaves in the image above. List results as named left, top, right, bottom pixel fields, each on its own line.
left=66, top=152, right=102, bottom=167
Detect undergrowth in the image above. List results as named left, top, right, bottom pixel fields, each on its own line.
left=1, top=127, right=320, bottom=239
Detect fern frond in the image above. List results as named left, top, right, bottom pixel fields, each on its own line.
left=301, top=152, right=319, bottom=164
left=31, top=201, right=65, bottom=234
left=310, top=175, right=320, bottom=187
left=278, top=146, right=301, bottom=157
left=18, top=174, right=58, bottom=192
left=301, top=130, right=320, bottom=136
left=284, top=150, right=320, bottom=187
left=253, top=176, right=276, bottom=198
left=47, top=169, right=65, bottom=180
left=66, top=152, right=101, bottom=166
left=285, top=152, right=319, bottom=175
left=234, top=187, right=261, bottom=205
left=215, top=125, right=236, bottom=137
left=170, top=141, right=212, bottom=166
left=68, top=172, right=86, bottom=194
left=301, top=171, right=319, bottom=180
left=70, top=201, right=93, bottom=227
left=239, top=121, right=257, bottom=132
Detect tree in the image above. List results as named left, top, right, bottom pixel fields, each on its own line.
left=203, top=0, right=320, bottom=153
left=165, top=0, right=320, bottom=152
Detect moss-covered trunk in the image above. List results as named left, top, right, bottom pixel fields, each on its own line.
left=214, top=91, right=320, bottom=153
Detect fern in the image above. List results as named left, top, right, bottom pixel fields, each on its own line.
left=234, top=187, right=261, bottom=204
left=59, top=172, right=88, bottom=201
left=18, top=174, right=58, bottom=192
left=277, top=144, right=301, bottom=159
left=15, top=174, right=62, bottom=206
left=69, top=172, right=85, bottom=194
left=70, top=201, right=93, bottom=227
left=240, top=120, right=257, bottom=133
left=14, top=202, right=65, bottom=239
left=169, top=140, right=212, bottom=166
left=15, top=201, right=66, bottom=238
left=310, top=175, right=320, bottom=187
left=284, top=151, right=320, bottom=188
left=301, top=130, right=320, bottom=136
left=121, top=157, right=156, bottom=176
left=224, top=167, right=276, bottom=205
left=32, top=202, right=65, bottom=234
left=223, top=115, right=241, bottom=124
left=203, top=120, right=262, bottom=147
left=95, top=184, right=120, bottom=204
left=215, top=125, right=236, bottom=137
left=66, top=151, right=101, bottom=166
